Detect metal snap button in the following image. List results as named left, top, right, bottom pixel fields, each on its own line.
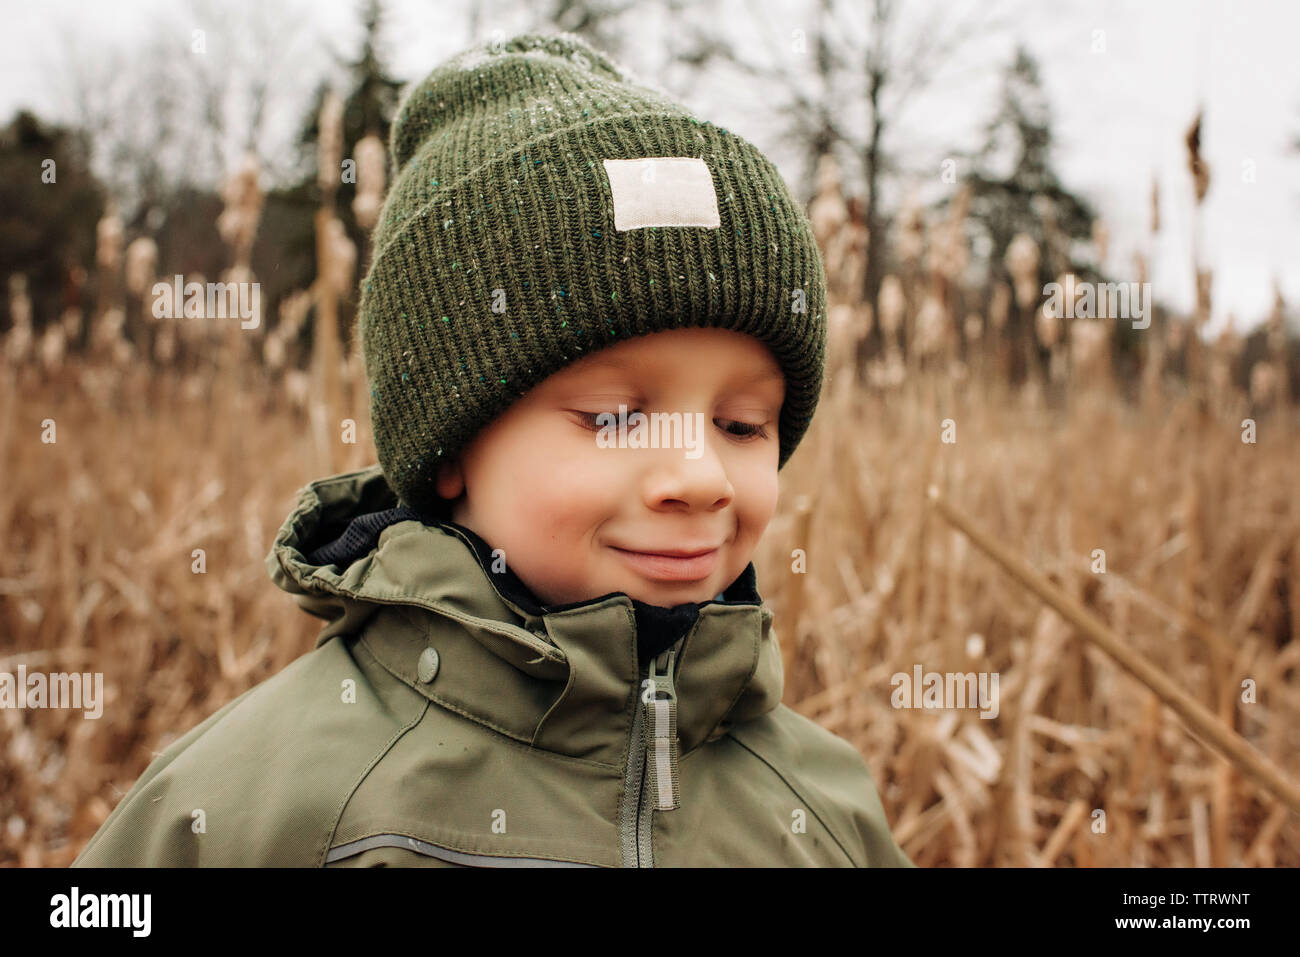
left=417, top=646, right=440, bottom=683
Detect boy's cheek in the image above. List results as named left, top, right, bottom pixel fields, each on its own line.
left=741, top=465, right=782, bottom=521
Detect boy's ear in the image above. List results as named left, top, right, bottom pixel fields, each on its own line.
left=435, top=458, right=465, bottom=500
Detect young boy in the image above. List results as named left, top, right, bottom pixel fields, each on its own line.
left=73, top=32, right=913, bottom=868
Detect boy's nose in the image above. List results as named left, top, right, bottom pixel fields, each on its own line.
left=640, top=438, right=735, bottom=513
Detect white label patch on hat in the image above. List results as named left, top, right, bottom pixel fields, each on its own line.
left=602, top=157, right=720, bottom=231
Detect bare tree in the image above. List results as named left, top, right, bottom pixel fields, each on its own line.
left=50, top=0, right=323, bottom=220
left=688, top=0, right=1012, bottom=357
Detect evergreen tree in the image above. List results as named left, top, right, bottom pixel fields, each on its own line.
left=0, top=110, right=105, bottom=332
left=963, top=45, right=1098, bottom=383
left=261, top=0, right=404, bottom=348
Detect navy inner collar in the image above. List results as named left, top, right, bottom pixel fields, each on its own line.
left=303, top=505, right=760, bottom=664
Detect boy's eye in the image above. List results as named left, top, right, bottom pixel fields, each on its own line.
left=718, top=419, right=768, bottom=440
left=572, top=409, right=642, bottom=430
left=571, top=411, right=770, bottom=442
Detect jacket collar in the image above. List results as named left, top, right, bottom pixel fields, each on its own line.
left=266, top=465, right=785, bottom=765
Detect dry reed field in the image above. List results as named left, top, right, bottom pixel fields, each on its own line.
left=1, top=348, right=1297, bottom=867
left=3, top=75, right=1298, bottom=868
left=770, top=375, right=1300, bottom=866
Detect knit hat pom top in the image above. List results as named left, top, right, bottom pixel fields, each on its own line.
left=359, top=31, right=827, bottom=518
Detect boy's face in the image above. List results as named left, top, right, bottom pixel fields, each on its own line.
left=435, top=327, right=785, bottom=608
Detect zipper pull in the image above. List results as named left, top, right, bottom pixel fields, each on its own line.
left=641, top=646, right=681, bottom=811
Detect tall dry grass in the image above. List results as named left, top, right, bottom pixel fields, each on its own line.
left=763, top=374, right=1300, bottom=866
left=2, top=106, right=1297, bottom=867
left=1, top=349, right=1295, bottom=866
left=0, top=359, right=374, bottom=866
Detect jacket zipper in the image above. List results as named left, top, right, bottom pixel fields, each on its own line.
left=620, top=642, right=681, bottom=867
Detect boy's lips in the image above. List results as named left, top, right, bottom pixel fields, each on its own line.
left=614, top=545, right=720, bottom=557
left=609, top=545, right=721, bottom=582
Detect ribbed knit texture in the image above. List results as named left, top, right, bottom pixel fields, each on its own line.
left=359, top=32, right=827, bottom=519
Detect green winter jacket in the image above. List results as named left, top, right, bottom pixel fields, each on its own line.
left=73, top=465, right=913, bottom=868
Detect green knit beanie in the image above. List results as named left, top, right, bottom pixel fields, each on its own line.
left=358, top=31, right=826, bottom=518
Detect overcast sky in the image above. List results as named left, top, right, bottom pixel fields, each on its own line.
left=3, top=0, right=1297, bottom=333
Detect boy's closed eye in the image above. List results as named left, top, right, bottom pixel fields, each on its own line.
left=568, top=409, right=774, bottom=441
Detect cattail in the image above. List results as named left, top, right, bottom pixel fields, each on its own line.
left=180, top=274, right=208, bottom=346
left=1167, top=318, right=1186, bottom=351
left=809, top=154, right=847, bottom=247
left=1035, top=300, right=1061, bottom=350
left=927, top=184, right=970, bottom=283
left=1180, top=114, right=1213, bottom=387
left=352, top=133, right=387, bottom=230
left=1038, top=278, right=1069, bottom=385
left=897, top=198, right=925, bottom=267
left=1070, top=319, right=1109, bottom=375
left=111, top=337, right=133, bottom=367
left=810, top=156, right=867, bottom=316
left=1184, top=111, right=1210, bottom=205
left=93, top=306, right=126, bottom=353
left=277, top=289, right=313, bottom=342
left=263, top=327, right=287, bottom=371
left=1135, top=251, right=1163, bottom=406
left=989, top=282, right=1011, bottom=332
left=1150, top=177, right=1161, bottom=234
left=179, top=371, right=204, bottom=402
left=1060, top=271, right=1081, bottom=315
left=927, top=220, right=965, bottom=285
left=1092, top=218, right=1109, bottom=269
left=1264, top=281, right=1290, bottom=404
left=38, top=323, right=66, bottom=372
left=7, top=273, right=32, bottom=325
left=913, top=294, right=949, bottom=358
left=878, top=275, right=905, bottom=336
left=1005, top=233, right=1040, bottom=308
left=869, top=352, right=906, bottom=388
left=124, top=237, right=158, bottom=298
left=283, top=368, right=311, bottom=410
left=261, top=330, right=282, bottom=371
left=94, top=304, right=133, bottom=367
left=60, top=306, right=83, bottom=344
left=1194, top=268, right=1213, bottom=328
left=827, top=303, right=865, bottom=379
left=342, top=348, right=364, bottom=385
left=317, top=90, right=344, bottom=194
left=326, top=218, right=357, bottom=297
left=270, top=292, right=308, bottom=378
left=217, top=153, right=264, bottom=264
left=154, top=322, right=177, bottom=364
left=6, top=274, right=34, bottom=365
left=1215, top=314, right=1242, bottom=356
left=1249, top=361, right=1277, bottom=408
left=313, top=89, right=347, bottom=473
left=221, top=264, right=260, bottom=330
left=95, top=206, right=123, bottom=273
left=1266, top=282, right=1285, bottom=352
left=840, top=195, right=868, bottom=302
left=1208, top=315, right=1243, bottom=407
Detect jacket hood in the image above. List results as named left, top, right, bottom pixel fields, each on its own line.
left=265, top=465, right=785, bottom=760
